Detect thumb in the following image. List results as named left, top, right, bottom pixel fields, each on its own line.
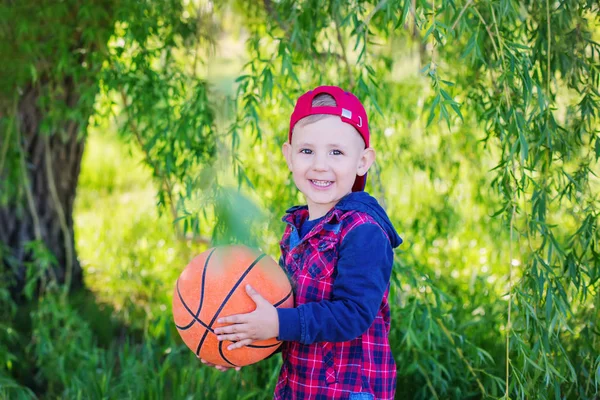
left=245, top=284, right=267, bottom=305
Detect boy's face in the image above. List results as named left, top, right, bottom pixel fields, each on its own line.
left=282, top=115, right=375, bottom=220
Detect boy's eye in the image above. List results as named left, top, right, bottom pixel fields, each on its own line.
left=331, top=150, right=343, bottom=155
left=300, top=149, right=312, bottom=154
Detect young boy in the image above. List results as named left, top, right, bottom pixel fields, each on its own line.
left=208, top=85, right=402, bottom=399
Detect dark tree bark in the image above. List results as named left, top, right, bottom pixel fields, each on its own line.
left=0, top=0, right=119, bottom=298
left=0, top=78, right=88, bottom=295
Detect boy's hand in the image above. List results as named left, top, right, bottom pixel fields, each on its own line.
left=214, top=284, right=279, bottom=350
left=198, top=356, right=241, bottom=372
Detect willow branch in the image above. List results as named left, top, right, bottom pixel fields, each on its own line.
left=416, top=359, right=440, bottom=400
left=16, top=120, right=42, bottom=242
left=470, top=6, right=511, bottom=106
left=119, top=90, right=210, bottom=245
left=361, top=0, right=388, bottom=32
left=437, top=317, right=487, bottom=396
left=0, top=93, right=22, bottom=186
left=44, top=134, right=73, bottom=292
left=489, top=4, right=512, bottom=108
left=334, top=15, right=355, bottom=88
left=546, top=0, right=552, bottom=112
left=505, top=201, right=516, bottom=397
left=0, top=121, right=12, bottom=178
left=263, top=0, right=343, bottom=62
left=119, top=91, right=177, bottom=222
left=192, top=3, right=204, bottom=76
left=471, top=7, right=499, bottom=61
left=451, top=0, right=474, bottom=31
left=11, top=85, right=43, bottom=242
left=431, top=0, right=436, bottom=68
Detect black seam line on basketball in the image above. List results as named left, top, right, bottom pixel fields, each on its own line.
left=196, top=329, right=211, bottom=357
left=218, top=341, right=238, bottom=367
left=195, top=253, right=267, bottom=356
left=176, top=248, right=216, bottom=330
left=175, top=280, right=214, bottom=331
left=247, top=342, right=280, bottom=349
left=175, top=280, right=213, bottom=331
left=273, top=289, right=293, bottom=307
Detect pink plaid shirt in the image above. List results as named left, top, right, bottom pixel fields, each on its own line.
left=274, top=205, right=397, bottom=400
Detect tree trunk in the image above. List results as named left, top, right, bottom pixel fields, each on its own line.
left=0, top=78, right=87, bottom=296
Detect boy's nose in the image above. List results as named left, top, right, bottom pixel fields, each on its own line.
left=311, top=154, right=329, bottom=171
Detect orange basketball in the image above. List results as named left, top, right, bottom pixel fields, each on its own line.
left=172, top=245, right=294, bottom=367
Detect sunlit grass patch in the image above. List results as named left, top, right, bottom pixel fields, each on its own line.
left=75, top=130, right=208, bottom=329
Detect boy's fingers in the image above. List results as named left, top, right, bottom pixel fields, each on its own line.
left=227, top=338, right=253, bottom=350
left=217, top=314, right=247, bottom=324
left=245, top=284, right=267, bottom=305
left=198, top=356, right=236, bottom=372
left=215, top=322, right=248, bottom=335
left=217, top=332, right=247, bottom=342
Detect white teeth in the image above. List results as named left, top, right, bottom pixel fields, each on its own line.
left=311, top=180, right=332, bottom=187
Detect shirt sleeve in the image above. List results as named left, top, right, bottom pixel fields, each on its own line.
left=277, top=223, right=394, bottom=344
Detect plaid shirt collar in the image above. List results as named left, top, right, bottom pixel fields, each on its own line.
left=281, top=206, right=344, bottom=244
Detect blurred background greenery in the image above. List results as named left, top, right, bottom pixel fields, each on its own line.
left=1, top=1, right=599, bottom=399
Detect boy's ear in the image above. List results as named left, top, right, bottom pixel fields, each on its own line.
left=357, top=147, right=376, bottom=176
left=282, top=142, right=293, bottom=170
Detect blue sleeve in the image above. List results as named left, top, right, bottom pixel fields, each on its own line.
left=277, top=223, right=394, bottom=344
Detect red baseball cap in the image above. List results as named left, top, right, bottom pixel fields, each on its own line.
left=288, top=85, right=370, bottom=192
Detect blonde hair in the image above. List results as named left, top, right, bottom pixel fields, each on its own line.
left=294, top=93, right=337, bottom=130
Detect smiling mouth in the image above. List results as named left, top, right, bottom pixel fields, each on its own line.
left=310, top=180, right=333, bottom=187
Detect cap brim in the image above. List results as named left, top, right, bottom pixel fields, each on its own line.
left=352, top=173, right=367, bottom=192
